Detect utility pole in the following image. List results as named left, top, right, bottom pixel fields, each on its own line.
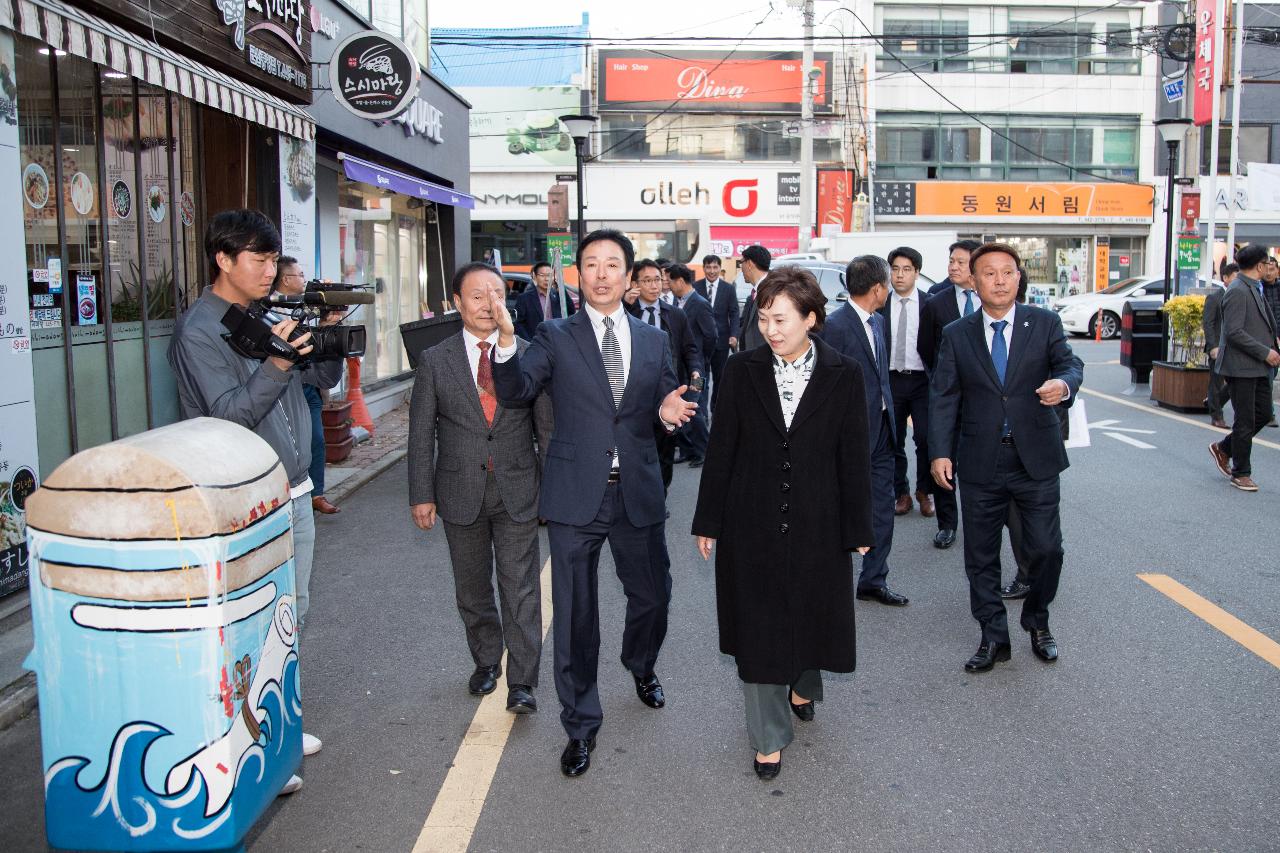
left=1225, top=0, right=1245, bottom=250
left=798, top=0, right=815, bottom=253
left=1203, top=0, right=1227, bottom=283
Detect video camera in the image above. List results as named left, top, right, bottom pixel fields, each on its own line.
left=220, top=280, right=372, bottom=365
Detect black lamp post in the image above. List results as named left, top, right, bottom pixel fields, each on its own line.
left=1155, top=117, right=1192, bottom=360
left=559, top=114, right=597, bottom=249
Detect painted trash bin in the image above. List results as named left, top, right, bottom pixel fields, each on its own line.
left=24, top=417, right=302, bottom=851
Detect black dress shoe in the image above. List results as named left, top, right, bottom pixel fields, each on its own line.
left=964, top=640, right=1012, bottom=673
left=789, top=698, right=815, bottom=722
left=1000, top=580, right=1031, bottom=600
left=506, top=684, right=537, bottom=714
left=468, top=664, right=501, bottom=695
left=1029, top=628, right=1059, bottom=662
left=560, top=738, right=595, bottom=777
left=634, top=673, right=665, bottom=708
left=687, top=457, right=704, bottom=468
left=753, top=755, right=781, bottom=780
left=856, top=586, right=909, bottom=606
left=933, top=529, right=957, bottom=549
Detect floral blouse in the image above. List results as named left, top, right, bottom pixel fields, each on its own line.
left=772, top=343, right=815, bottom=430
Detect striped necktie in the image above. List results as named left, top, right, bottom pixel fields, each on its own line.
left=602, top=316, right=625, bottom=409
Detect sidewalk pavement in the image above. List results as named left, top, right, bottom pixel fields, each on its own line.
left=0, top=400, right=413, bottom=732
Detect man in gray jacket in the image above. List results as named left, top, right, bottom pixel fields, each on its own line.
left=168, top=209, right=342, bottom=794
left=1208, top=244, right=1280, bottom=491
left=408, top=262, right=552, bottom=713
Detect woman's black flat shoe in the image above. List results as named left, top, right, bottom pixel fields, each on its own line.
left=753, top=756, right=781, bottom=780
left=790, top=699, right=815, bottom=722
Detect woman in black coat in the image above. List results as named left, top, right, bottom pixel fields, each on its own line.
left=692, top=266, right=874, bottom=781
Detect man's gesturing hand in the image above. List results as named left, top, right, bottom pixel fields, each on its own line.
left=487, top=284, right=515, bottom=348
left=660, top=386, right=698, bottom=426
left=1036, top=378, right=1069, bottom=406
left=931, top=458, right=955, bottom=491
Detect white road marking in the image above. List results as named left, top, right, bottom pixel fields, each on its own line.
left=1089, top=419, right=1156, bottom=435
left=1104, top=432, right=1156, bottom=450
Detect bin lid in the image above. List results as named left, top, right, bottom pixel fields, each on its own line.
left=26, top=418, right=291, bottom=541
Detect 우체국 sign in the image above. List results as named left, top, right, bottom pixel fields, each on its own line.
left=329, top=29, right=421, bottom=120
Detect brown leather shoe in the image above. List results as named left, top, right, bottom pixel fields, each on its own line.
left=1230, top=475, right=1259, bottom=492
left=894, top=494, right=912, bottom=516
left=1210, top=417, right=1229, bottom=429
left=915, top=491, right=935, bottom=517
left=1208, top=442, right=1232, bottom=479
left=312, top=495, right=341, bottom=514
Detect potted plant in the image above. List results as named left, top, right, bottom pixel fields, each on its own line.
left=1151, top=294, right=1210, bottom=412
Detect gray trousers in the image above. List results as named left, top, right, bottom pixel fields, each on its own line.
left=291, top=493, right=315, bottom=632
left=741, top=669, right=823, bottom=755
left=441, top=470, right=543, bottom=687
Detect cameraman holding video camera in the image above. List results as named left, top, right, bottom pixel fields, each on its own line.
left=168, top=209, right=342, bottom=796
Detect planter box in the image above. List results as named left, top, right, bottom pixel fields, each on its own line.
left=323, top=424, right=352, bottom=444
left=325, top=435, right=354, bottom=464
left=321, top=400, right=353, bottom=428
left=1151, top=361, right=1210, bottom=413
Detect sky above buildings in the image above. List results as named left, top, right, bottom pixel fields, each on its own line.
left=430, top=1, right=808, bottom=40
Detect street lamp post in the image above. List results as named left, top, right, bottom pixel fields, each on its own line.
left=1155, top=117, right=1192, bottom=360
left=559, top=114, right=597, bottom=250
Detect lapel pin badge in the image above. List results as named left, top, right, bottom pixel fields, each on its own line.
left=1023, top=321, right=1030, bottom=327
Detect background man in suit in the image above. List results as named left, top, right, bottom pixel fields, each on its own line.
left=1208, top=244, right=1280, bottom=492
left=514, top=260, right=575, bottom=341
left=927, top=239, right=982, bottom=296
left=489, top=229, right=698, bottom=777
left=625, top=259, right=705, bottom=489
left=738, top=244, right=772, bottom=352
left=882, top=246, right=934, bottom=519
left=408, top=262, right=553, bottom=713
left=1203, top=264, right=1236, bottom=430
left=667, top=263, right=715, bottom=468
left=820, top=256, right=909, bottom=607
left=693, top=253, right=739, bottom=408
left=918, top=242, right=983, bottom=549
left=929, top=243, right=1083, bottom=673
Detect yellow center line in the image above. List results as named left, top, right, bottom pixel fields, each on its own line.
left=1138, top=573, right=1280, bottom=669
left=412, top=556, right=554, bottom=853
left=1080, top=387, right=1280, bottom=451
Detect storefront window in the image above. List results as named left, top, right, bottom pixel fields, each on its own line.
left=337, top=178, right=429, bottom=383
left=599, top=112, right=842, bottom=162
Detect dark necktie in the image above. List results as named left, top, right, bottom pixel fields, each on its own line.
left=646, top=305, right=658, bottom=327
left=991, top=320, right=1009, bottom=436
left=963, top=290, right=975, bottom=316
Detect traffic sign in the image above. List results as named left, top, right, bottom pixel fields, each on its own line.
left=1163, top=79, right=1185, bottom=104
left=556, top=173, right=577, bottom=183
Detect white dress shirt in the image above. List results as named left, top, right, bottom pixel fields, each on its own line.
left=849, top=302, right=886, bottom=410
left=705, top=277, right=719, bottom=307
left=980, top=305, right=1070, bottom=399
left=638, top=299, right=663, bottom=327
left=494, top=302, right=631, bottom=385
left=772, top=343, right=815, bottom=429
left=954, top=284, right=980, bottom=317
left=462, top=327, right=500, bottom=386
left=889, top=287, right=925, bottom=372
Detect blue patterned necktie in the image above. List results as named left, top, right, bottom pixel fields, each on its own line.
left=992, top=320, right=1009, bottom=436
left=963, top=289, right=976, bottom=316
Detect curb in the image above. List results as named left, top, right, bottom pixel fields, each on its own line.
left=327, top=447, right=407, bottom=505
left=0, top=672, right=37, bottom=731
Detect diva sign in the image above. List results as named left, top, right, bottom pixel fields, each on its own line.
left=598, top=50, right=833, bottom=114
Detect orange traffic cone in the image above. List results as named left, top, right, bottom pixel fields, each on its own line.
left=345, top=356, right=375, bottom=435
left=1094, top=308, right=1104, bottom=342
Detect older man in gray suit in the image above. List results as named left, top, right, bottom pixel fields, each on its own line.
left=409, top=262, right=553, bottom=713
left=1208, top=244, right=1280, bottom=492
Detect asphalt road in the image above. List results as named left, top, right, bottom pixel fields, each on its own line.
left=2, top=340, right=1278, bottom=852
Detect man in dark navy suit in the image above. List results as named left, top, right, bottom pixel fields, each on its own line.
left=928, top=243, right=1083, bottom=673
left=880, top=246, right=934, bottom=519
left=514, top=260, right=575, bottom=341
left=489, top=229, right=698, bottom=777
left=666, top=262, right=715, bottom=467
left=692, top=253, right=739, bottom=409
left=819, top=255, right=909, bottom=607
left=918, top=240, right=983, bottom=549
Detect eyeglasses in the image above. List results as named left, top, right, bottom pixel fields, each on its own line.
left=636, top=277, right=662, bottom=284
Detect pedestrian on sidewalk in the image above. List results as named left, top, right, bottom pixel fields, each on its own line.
left=488, top=229, right=698, bottom=778
left=1208, top=245, right=1280, bottom=491
left=1263, top=257, right=1280, bottom=427
left=693, top=266, right=873, bottom=781
left=408, top=262, right=553, bottom=714
left=168, top=209, right=342, bottom=794
left=1203, top=265, right=1235, bottom=430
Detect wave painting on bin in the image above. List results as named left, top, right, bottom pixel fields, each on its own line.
left=24, top=418, right=304, bottom=851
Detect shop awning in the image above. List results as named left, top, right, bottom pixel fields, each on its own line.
left=1, top=0, right=315, bottom=140
left=339, top=153, right=475, bottom=209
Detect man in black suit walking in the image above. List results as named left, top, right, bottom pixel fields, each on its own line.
left=880, top=246, right=934, bottom=519
left=693, top=253, right=739, bottom=409
left=918, top=242, right=983, bottom=549
left=668, top=263, right=715, bottom=466
left=929, top=243, right=1083, bottom=672
left=737, top=245, right=771, bottom=352
left=514, top=260, right=575, bottom=341
left=1208, top=244, right=1280, bottom=491
left=820, top=255, right=909, bottom=607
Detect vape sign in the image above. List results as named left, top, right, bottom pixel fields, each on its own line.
left=329, top=30, right=421, bottom=120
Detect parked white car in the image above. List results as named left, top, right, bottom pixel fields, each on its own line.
left=1051, top=277, right=1191, bottom=339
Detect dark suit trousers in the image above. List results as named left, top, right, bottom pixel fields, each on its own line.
left=959, top=443, right=1064, bottom=644
left=1206, top=355, right=1230, bottom=418
left=709, top=346, right=730, bottom=410
left=933, top=468, right=959, bottom=531
left=655, top=425, right=676, bottom=492
left=1217, top=376, right=1275, bottom=476
left=675, top=386, right=710, bottom=459
left=858, top=411, right=897, bottom=592
left=547, top=483, right=672, bottom=740
left=1005, top=502, right=1030, bottom=586
left=889, top=371, right=931, bottom=496
left=440, top=470, right=543, bottom=687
